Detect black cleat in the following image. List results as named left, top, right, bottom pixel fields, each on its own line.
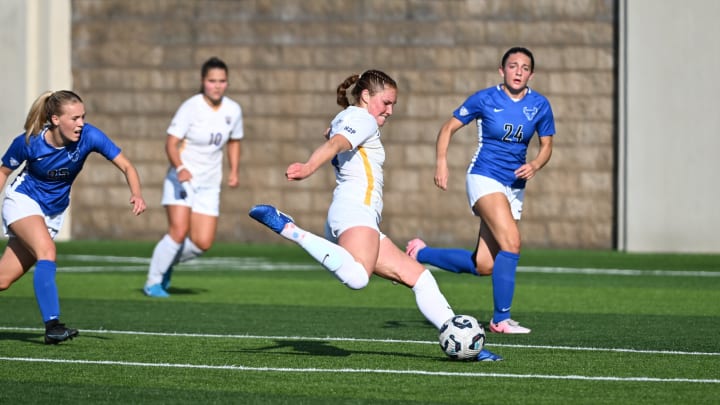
left=44, top=320, right=79, bottom=345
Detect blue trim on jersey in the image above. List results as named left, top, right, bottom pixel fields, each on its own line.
left=1, top=123, right=121, bottom=215
left=454, top=85, right=555, bottom=189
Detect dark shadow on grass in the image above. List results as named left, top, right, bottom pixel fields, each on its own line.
left=0, top=331, right=108, bottom=345
left=79, top=334, right=111, bottom=342
left=227, top=339, right=435, bottom=360
left=0, top=331, right=43, bottom=344
left=382, top=319, right=435, bottom=329
left=165, top=287, right=207, bottom=295
left=138, top=287, right=207, bottom=297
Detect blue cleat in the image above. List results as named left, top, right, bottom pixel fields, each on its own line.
left=248, top=204, right=294, bottom=233
left=476, top=348, right=503, bottom=362
left=143, top=283, right=170, bottom=298
left=161, top=266, right=174, bottom=290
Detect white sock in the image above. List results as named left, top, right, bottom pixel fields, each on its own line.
left=283, top=224, right=369, bottom=290
left=146, top=234, right=182, bottom=286
left=176, top=238, right=204, bottom=264
left=412, top=269, right=455, bottom=329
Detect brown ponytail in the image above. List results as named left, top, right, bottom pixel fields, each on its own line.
left=335, top=69, right=397, bottom=108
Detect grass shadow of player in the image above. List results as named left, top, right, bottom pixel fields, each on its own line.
left=165, top=286, right=207, bottom=295
left=228, top=339, right=434, bottom=360
left=0, top=331, right=45, bottom=344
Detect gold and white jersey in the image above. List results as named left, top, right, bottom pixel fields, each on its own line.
left=328, top=106, right=385, bottom=216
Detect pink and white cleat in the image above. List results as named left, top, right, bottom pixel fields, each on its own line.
left=489, top=318, right=531, bottom=334
left=405, top=238, right=427, bottom=260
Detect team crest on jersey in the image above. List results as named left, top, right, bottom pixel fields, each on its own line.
left=226, top=116, right=232, bottom=125
left=67, top=148, right=80, bottom=162
left=523, top=106, right=539, bottom=121
left=459, top=106, right=469, bottom=116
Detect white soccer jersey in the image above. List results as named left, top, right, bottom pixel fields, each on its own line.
left=328, top=106, right=385, bottom=216
left=167, top=94, right=243, bottom=186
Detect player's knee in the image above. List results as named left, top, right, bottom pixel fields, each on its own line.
left=500, top=237, right=521, bottom=254
left=474, top=264, right=493, bottom=276
left=0, top=277, right=14, bottom=291
left=192, top=240, right=212, bottom=252
left=344, top=270, right=369, bottom=290
left=473, top=254, right=494, bottom=276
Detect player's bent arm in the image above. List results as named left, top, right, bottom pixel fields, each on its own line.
left=286, top=135, right=351, bottom=181
left=226, top=139, right=241, bottom=187
left=165, top=134, right=184, bottom=170
left=111, top=152, right=146, bottom=215
left=517, top=135, right=553, bottom=181
left=166, top=135, right=191, bottom=182
left=434, top=117, right=465, bottom=190
left=529, top=135, right=553, bottom=171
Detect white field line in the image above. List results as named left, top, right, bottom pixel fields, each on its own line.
left=56, top=255, right=720, bottom=277
left=0, top=328, right=717, bottom=383
left=0, top=355, right=717, bottom=384
left=5, top=255, right=716, bottom=383
left=0, top=326, right=717, bottom=357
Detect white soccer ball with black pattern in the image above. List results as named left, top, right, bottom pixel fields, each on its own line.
left=438, top=314, right=485, bottom=360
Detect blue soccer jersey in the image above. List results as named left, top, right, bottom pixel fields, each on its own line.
left=454, top=85, right=555, bottom=189
left=2, top=123, right=121, bottom=215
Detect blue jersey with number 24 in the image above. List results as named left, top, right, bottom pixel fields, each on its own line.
left=454, top=84, right=555, bottom=189
left=1, top=123, right=121, bottom=216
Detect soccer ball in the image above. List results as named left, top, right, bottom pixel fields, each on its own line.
left=438, top=314, right=485, bottom=360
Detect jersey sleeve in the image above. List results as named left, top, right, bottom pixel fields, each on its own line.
left=333, top=113, right=378, bottom=149
left=453, top=91, right=486, bottom=126
left=230, top=106, right=244, bottom=140
left=536, top=99, right=556, bottom=137
left=1, top=134, right=30, bottom=170
left=166, top=98, right=194, bottom=139
left=86, top=124, right=121, bottom=160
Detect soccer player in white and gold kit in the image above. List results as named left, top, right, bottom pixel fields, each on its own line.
left=144, top=57, right=243, bottom=297
left=250, top=69, right=502, bottom=361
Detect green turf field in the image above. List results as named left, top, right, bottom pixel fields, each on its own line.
left=1, top=241, right=718, bottom=404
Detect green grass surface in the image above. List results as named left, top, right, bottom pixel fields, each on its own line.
left=1, top=241, right=718, bottom=404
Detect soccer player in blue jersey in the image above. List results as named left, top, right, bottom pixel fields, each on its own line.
left=0, top=90, right=147, bottom=344
left=407, top=47, right=555, bottom=334
left=248, top=70, right=502, bottom=361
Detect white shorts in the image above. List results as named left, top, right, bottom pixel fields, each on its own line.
left=2, top=190, right=64, bottom=239
left=466, top=174, right=525, bottom=220
left=324, top=199, right=383, bottom=243
left=161, top=169, right=220, bottom=217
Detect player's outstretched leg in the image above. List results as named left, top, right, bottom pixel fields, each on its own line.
left=249, top=204, right=369, bottom=289
left=406, top=238, right=478, bottom=275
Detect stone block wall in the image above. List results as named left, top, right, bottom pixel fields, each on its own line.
left=70, top=0, right=616, bottom=249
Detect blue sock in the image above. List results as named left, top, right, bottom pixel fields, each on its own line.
left=492, top=251, right=520, bottom=324
left=33, top=260, right=60, bottom=323
left=416, top=247, right=477, bottom=275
